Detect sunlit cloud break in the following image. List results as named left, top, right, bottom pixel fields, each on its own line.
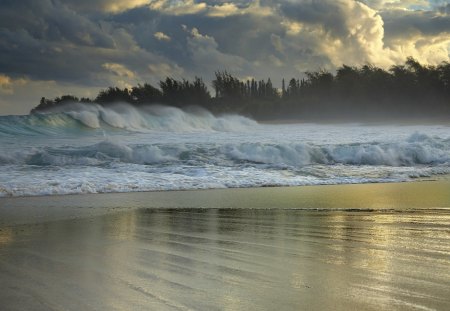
left=0, top=0, right=449, bottom=114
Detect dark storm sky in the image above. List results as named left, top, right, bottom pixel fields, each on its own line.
left=0, top=0, right=449, bottom=114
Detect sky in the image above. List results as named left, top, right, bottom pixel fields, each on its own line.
left=0, top=0, right=449, bottom=115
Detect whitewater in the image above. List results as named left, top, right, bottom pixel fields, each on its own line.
left=1, top=103, right=450, bottom=197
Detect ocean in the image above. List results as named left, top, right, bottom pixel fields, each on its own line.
left=1, top=103, right=450, bottom=310
left=1, top=103, right=450, bottom=197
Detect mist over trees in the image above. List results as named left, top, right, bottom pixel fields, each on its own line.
left=31, top=58, right=450, bottom=121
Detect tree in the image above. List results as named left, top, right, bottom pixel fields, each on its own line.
left=131, top=83, right=162, bottom=105
left=212, top=71, right=244, bottom=99
left=30, top=58, right=450, bottom=120
left=159, top=77, right=210, bottom=107
left=95, top=87, right=132, bottom=104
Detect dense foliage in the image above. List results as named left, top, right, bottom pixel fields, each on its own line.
left=31, top=58, right=450, bottom=120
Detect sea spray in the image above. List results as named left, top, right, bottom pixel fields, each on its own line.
left=2, top=133, right=449, bottom=167
left=0, top=103, right=257, bottom=136
left=1, top=116, right=450, bottom=197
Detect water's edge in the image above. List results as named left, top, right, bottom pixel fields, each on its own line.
left=2, top=179, right=450, bottom=226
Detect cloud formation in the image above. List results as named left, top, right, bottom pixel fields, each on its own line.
left=61, top=0, right=150, bottom=13
left=154, top=31, right=171, bottom=41
left=0, top=0, right=449, bottom=114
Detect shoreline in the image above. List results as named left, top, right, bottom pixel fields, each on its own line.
left=2, top=178, right=450, bottom=226
left=1, top=178, right=449, bottom=311
left=0, top=174, right=446, bottom=200
left=0, top=181, right=449, bottom=311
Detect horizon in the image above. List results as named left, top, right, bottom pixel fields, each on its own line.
left=1, top=0, right=450, bottom=115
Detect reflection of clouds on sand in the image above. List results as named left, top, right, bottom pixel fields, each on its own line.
left=0, top=184, right=450, bottom=310
left=0, top=227, right=13, bottom=246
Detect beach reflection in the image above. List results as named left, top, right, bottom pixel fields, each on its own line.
left=0, top=207, right=449, bottom=310
left=0, top=227, right=13, bottom=246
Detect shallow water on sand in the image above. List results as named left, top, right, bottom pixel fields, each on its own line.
left=1, top=184, right=449, bottom=310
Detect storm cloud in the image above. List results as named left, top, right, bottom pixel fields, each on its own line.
left=0, top=0, right=449, bottom=114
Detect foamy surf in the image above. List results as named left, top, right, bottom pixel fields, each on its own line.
left=1, top=104, right=450, bottom=197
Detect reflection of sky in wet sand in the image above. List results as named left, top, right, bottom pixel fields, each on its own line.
left=0, top=204, right=449, bottom=311
left=0, top=228, right=13, bottom=246
left=0, top=209, right=450, bottom=310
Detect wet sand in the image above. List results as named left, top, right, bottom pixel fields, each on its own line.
left=1, top=182, right=450, bottom=310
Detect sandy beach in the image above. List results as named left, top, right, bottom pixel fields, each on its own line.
left=1, top=181, right=449, bottom=310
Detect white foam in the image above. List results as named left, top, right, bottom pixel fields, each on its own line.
left=1, top=121, right=450, bottom=197
left=37, top=103, right=258, bottom=133
left=225, top=143, right=314, bottom=166
left=66, top=110, right=101, bottom=128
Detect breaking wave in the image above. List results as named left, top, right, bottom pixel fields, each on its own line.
left=0, top=103, right=257, bottom=136
left=1, top=109, right=450, bottom=197
left=226, top=133, right=450, bottom=167
left=1, top=133, right=449, bottom=168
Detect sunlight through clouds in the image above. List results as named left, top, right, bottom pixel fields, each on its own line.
left=0, top=0, right=449, bottom=114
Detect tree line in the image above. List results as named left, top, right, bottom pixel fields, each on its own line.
left=31, top=58, right=450, bottom=121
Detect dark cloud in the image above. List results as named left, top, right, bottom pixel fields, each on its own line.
left=437, top=4, right=450, bottom=14
left=382, top=9, right=450, bottom=38
left=0, top=0, right=172, bottom=86
left=0, top=0, right=108, bottom=82
left=278, top=0, right=349, bottom=37
left=59, top=0, right=151, bottom=13
left=114, top=6, right=285, bottom=63
left=0, top=0, right=449, bottom=114
left=0, top=0, right=114, bottom=47
left=430, top=0, right=450, bottom=11
left=111, top=8, right=193, bottom=68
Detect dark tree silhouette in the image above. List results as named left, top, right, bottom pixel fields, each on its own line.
left=31, top=58, right=450, bottom=121
left=131, top=83, right=162, bottom=105
left=159, top=77, right=210, bottom=107
left=95, top=87, right=133, bottom=104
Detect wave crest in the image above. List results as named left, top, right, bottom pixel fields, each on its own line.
left=0, top=103, right=258, bottom=136
left=2, top=133, right=449, bottom=168
left=226, top=135, right=450, bottom=167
